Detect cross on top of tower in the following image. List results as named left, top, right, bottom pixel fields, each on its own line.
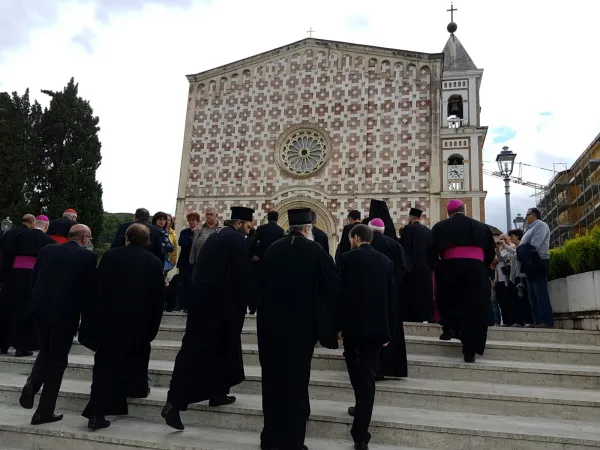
left=446, top=2, right=458, bottom=34
left=306, top=27, right=315, bottom=38
left=447, top=2, right=457, bottom=22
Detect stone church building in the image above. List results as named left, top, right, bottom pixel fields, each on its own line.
left=175, top=25, right=487, bottom=253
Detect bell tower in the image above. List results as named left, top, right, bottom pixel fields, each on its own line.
left=432, top=3, right=488, bottom=223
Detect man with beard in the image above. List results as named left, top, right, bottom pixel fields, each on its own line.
left=111, top=208, right=165, bottom=262
left=0, top=215, right=54, bottom=356
left=365, top=218, right=408, bottom=382
left=258, top=208, right=339, bottom=450
left=428, top=200, right=495, bottom=363
left=47, top=209, right=78, bottom=244
left=80, top=224, right=165, bottom=430
left=0, top=214, right=35, bottom=284
left=338, top=224, right=397, bottom=450
left=400, top=208, right=433, bottom=323
left=19, top=224, right=97, bottom=425
left=162, top=206, right=254, bottom=431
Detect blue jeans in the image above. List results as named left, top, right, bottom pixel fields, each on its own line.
left=526, top=260, right=553, bottom=326
left=489, top=291, right=501, bottom=325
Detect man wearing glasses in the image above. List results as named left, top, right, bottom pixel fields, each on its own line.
left=520, top=208, right=553, bottom=328
left=18, top=224, right=97, bottom=425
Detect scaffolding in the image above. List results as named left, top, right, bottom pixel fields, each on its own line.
left=536, top=133, right=600, bottom=248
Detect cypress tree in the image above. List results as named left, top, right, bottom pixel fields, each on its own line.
left=38, top=78, right=104, bottom=236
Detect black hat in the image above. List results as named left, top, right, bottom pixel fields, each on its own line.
left=288, top=208, right=312, bottom=226
left=368, top=199, right=397, bottom=239
left=409, top=208, right=423, bottom=218
left=230, top=206, right=254, bottom=222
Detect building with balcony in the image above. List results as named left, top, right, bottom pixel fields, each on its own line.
left=538, top=132, right=600, bottom=248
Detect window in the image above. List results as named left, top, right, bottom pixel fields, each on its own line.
left=447, top=94, right=464, bottom=128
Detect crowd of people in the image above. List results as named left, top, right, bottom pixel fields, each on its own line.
left=0, top=200, right=554, bottom=450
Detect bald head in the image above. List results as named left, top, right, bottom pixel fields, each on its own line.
left=69, top=224, right=92, bottom=247
left=22, top=214, right=35, bottom=229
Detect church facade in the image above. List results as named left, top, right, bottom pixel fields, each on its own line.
left=175, top=32, right=487, bottom=253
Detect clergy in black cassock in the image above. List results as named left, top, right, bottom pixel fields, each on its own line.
left=0, top=216, right=54, bottom=356
left=0, top=214, right=35, bottom=284
left=338, top=224, right=397, bottom=448
left=311, top=210, right=330, bottom=255
left=400, top=208, right=434, bottom=322
left=369, top=199, right=397, bottom=240
left=367, top=218, right=408, bottom=379
left=258, top=208, right=339, bottom=450
left=428, top=200, right=496, bottom=363
left=80, top=223, right=165, bottom=430
left=162, top=206, right=254, bottom=431
left=335, top=210, right=362, bottom=263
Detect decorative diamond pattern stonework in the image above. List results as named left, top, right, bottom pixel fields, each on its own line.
left=179, top=42, right=441, bottom=244
left=280, top=129, right=328, bottom=177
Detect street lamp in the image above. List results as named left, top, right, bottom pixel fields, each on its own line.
left=1, top=217, right=13, bottom=234
left=513, top=213, right=526, bottom=230
left=496, top=146, right=517, bottom=232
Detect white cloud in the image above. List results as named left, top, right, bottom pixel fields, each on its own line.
left=0, top=0, right=599, bottom=230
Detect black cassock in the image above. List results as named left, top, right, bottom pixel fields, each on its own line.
left=0, top=225, right=29, bottom=283
left=428, top=214, right=495, bottom=356
left=248, top=221, right=284, bottom=313
left=400, top=222, right=434, bottom=322
left=370, top=232, right=408, bottom=378
left=80, top=245, right=165, bottom=418
left=335, top=222, right=359, bottom=263
left=312, top=225, right=330, bottom=254
left=0, top=228, right=55, bottom=353
left=258, top=232, right=339, bottom=450
left=167, top=226, right=251, bottom=409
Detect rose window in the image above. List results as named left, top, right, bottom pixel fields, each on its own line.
left=280, top=130, right=327, bottom=176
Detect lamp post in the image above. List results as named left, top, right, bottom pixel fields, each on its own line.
left=496, top=146, right=517, bottom=232
left=513, top=213, right=526, bottom=231
left=1, top=217, right=13, bottom=235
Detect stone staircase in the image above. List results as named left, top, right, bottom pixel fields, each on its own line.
left=0, top=313, right=600, bottom=450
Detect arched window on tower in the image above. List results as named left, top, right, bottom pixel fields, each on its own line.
left=447, top=94, right=464, bottom=128
left=447, top=154, right=465, bottom=190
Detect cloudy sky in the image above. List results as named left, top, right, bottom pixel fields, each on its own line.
left=1, top=0, right=599, bottom=231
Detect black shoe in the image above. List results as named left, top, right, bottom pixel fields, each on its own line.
left=161, top=402, right=184, bottom=431
left=19, top=382, right=35, bottom=409
left=208, top=395, right=236, bottom=407
left=348, top=406, right=356, bottom=416
left=439, top=330, right=454, bottom=341
left=15, top=349, right=33, bottom=357
left=355, top=443, right=369, bottom=450
left=463, top=353, right=476, bottom=363
left=31, top=413, right=63, bottom=425
left=88, top=415, right=110, bottom=430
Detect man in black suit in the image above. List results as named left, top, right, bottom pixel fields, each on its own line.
left=335, top=210, right=362, bottom=263
left=111, top=208, right=164, bottom=261
left=311, top=211, right=329, bottom=255
left=248, top=211, right=284, bottom=314
left=338, top=224, right=397, bottom=450
left=19, top=224, right=97, bottom=425
left=249, top=211, right=284, bottom=261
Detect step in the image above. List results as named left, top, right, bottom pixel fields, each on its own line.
left=1, top=382, right=599, bottom=449
left=160, top=313, right=600, bottom=345
left=154, top=326, right=600, bottom=365
left=0, top=404, right=412, bottom=450
left=3, top=354, right=600, bottom=421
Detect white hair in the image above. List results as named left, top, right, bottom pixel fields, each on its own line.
left=368, top=223, right=385, bottom=234
left=287, top=224, right=314, bottom=240
left=63, top=212, right=77, bottom=220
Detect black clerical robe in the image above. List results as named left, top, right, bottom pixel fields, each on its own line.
left=0, top=225, right=29, bottom=283
left=248, top=222, right=284, bottom=312
left=167, top=226, right=251, bottom=409
left=401, top=222, right=434, bottom=322
left=111, top=219, right=165, bottom=262
left=312, top=225, right=330, bottom=254
left=0, top=228, right=55, bottom=353
left=335, top=222, right=360, bottom=263
left=47, top=217, right=77, bottom=244
left=258, top=232, right=339, bottom=450
left=80, top=245, right=165, bottom=418
left=369, top=200, right=397, bottom=240
left=370, top=232, right=408, bottom=377
left=428, top=213, right=496, bottom=356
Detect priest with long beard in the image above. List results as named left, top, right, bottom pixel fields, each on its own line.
left=258, top=208, right=339, bottom=450
left=162, top=206, right=254, bottom=430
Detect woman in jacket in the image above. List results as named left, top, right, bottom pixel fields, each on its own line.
left=165, top=214, right=179, bottom=273
left=151, top=212, right=175, bottom=274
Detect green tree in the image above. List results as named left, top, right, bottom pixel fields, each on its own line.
left=93, top=212, right=132, bottom=260
left=37, top=78, right=104, bottom=236
left=0, top=89, right=43, bottom=220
